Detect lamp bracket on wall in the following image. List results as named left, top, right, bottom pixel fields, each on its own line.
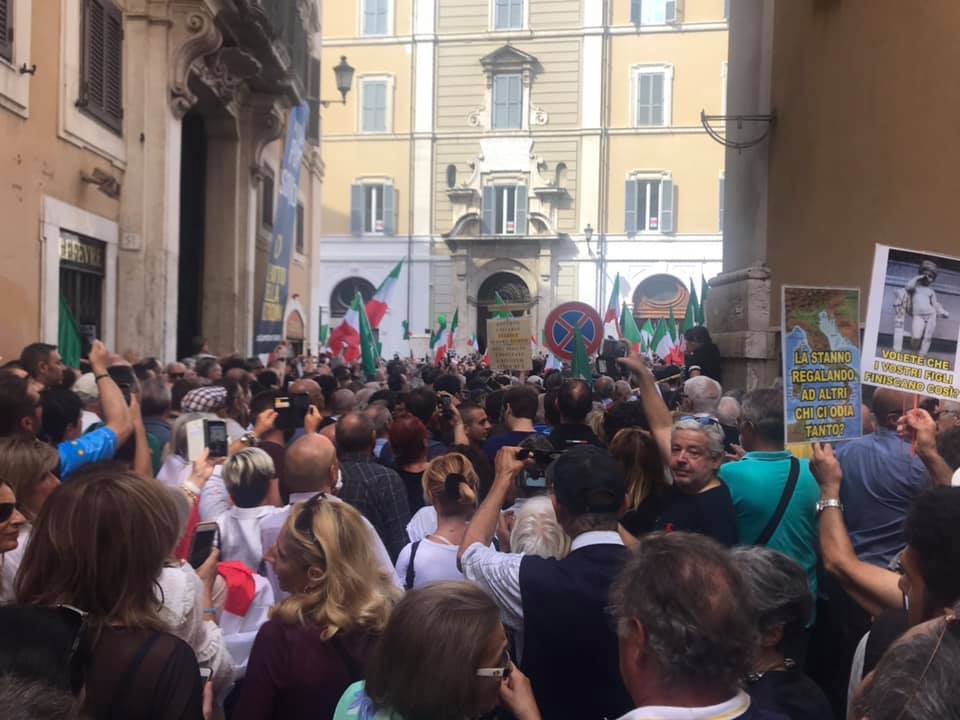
left=701, top=110, right=777, bottom=151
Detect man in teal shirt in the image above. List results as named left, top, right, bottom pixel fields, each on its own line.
left=719, top=389, right=820, bottom=603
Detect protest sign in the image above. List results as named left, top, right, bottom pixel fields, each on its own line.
left=486, top=316, right=533, bottom=372
left=782, top=286, right=862, bottom=443
left=862, top=245, right=960, bottom=400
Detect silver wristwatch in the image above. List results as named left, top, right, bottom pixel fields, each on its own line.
left=816, top=498, right=843, bottom=514
left=240, top=432, right=258, bottom=447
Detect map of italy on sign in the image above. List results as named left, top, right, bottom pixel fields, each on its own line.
left=782, top=286, right=863, bottom=444
left=487, top=316, right=533, bottom=372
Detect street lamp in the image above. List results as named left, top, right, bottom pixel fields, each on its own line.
left=321, top=56, right=355, bottom=107
left=584, top=224, right=594, bottom=255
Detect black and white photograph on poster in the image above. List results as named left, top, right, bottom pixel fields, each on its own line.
left=862, top=244, right=960, bottom=398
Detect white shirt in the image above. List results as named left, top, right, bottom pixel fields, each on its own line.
left=215, top=505, right=285, bottom=571
left=0, top=524, right=31, bottom=604
left=156, top=563, right=235, bottom=703
left=200, top=467, right=230, bottom=521
left=259, top=493, right=401, bottom=600
left=81, top=410, right=101, bottom=433
left=406, top=505, right=438, bottom=542
left=395, top=537, right=464, bottom=589
left=616, top=691, right=752, bottom=720
left=462, top=530, right=624, bottom=630
left=157, top=455, right=191, bottom=488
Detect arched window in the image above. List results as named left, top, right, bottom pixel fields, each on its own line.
left=330, top=277, right=377, bottom=318
left=631, top=274, right=689, bottom=320
left=476, top=272, right=531, bottom=351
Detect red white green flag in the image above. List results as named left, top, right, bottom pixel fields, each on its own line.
left=431, top=314, right=449, bottom=364
left=365, top=260, right=404, bottom=329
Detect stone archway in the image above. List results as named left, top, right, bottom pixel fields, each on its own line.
left=330, top=276, right=376, bottom=319
left=476, top=272, right=531, bottom=351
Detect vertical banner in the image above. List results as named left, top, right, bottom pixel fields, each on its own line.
left=782, top=286, right=862, bottom=444
left=254, top=103, right=310, bottom=357
left=862, top=244, right=960, bottom=399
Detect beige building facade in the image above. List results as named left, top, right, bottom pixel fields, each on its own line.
left=319, top=0, right=728, bottom=357
left=0, top=0, right=324, bottom=362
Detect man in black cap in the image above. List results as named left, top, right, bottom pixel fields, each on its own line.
left=459, top=445, right=633, bottom=720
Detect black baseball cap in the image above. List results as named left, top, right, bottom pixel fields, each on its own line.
left=548, top=445, right=626, bottom=515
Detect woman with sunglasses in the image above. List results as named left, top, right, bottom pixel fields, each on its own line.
left=15, top=467, right=209, bottom=719
left=0, top=480, right=27, bottom=596
left=236, top=495, right=400, bottom=720
left=0, top=436, right=57, bottom=603
left=334, top=581, right=541, bottom=720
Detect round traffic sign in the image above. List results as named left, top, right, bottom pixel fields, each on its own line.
left=544, top=302, right=604, bottom=361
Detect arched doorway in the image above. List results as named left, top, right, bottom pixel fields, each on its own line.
left=477, top=272, right=531, bottom=351
left=632, top=274, right=689, bottom=321
left=330, top=277, right=376, bottom=319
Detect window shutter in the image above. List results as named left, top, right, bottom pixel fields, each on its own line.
left=104, top=2, right=123, bottom=129
left=296, top=203, right=306, bottom=254
left=492, top=76, right=506, bottom=129
left=718, top=176, right=725, bottom=232
left=652, top=73, right=664, bottom=125
left=665, top=0, right=681, bottom=24
left=307, top=58, right=321, bottom=145
left=630, top=0, right=642, bottom=24
left=508, top=75, right=522, bottom=128
left=510, top=0, right=523, bottom=29
left=79, top=0, right=122, bottom=135
left=350, top=184, right=365, bottom=236
left=374, top=82, right=387, bottom=131
left=515, top=186, right=528, bottom=236
left=625, top=180, right=639, bottom=235
left=383, top=184, right=397, bottom=236
left=660, top=178, right=675, bottom=233
left=377, top=0, right=388, bottom=34
left=495, top=0, right=509, bottom=29
left=482, top=186, right=496, bottom=236
left=0, top=0, right=12, bottom=63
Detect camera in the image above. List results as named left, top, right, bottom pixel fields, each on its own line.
left=595, top=339, right=630, bottom=379
left=516, top=437, right=561, bottom=493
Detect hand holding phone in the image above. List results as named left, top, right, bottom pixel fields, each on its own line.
left=189, top=522, right=220, bottom=570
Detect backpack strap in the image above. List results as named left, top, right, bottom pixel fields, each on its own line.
left=755, top=457, right=800, bottom=546
left=404, top=541, right=421, bottom=591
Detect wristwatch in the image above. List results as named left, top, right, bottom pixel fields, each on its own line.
left=240, top=432, right=258, bottom=447
left=816, top=498, right=844, bottom=514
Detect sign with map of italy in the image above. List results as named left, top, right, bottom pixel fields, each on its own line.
left=782, top=286, right=863, bottom=444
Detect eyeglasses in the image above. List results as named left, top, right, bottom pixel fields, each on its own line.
left=0, top=502, right=15, bottom=523
left=476, top=650, right=513, bottom=680
left=680, top=415, right=723, bottom=428
left=894, top=614, right=958, bottom=720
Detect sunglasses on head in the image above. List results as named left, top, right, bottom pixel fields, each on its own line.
left=680, top=415, right=722, bottom=427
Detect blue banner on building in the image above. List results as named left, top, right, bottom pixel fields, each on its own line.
left=254, top=103, right=310, bottom=357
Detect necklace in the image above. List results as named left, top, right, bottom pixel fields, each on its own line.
left=746, top=657, right=796, bottom=682
left=429, top=534, right=456, bottom=546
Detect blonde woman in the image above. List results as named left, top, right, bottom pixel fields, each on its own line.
left=394, top=454, right=479, bottom=590
left=236, top=496, right=400, bottom=720
left=0, top=436, right=59, bottom=602
left=608, top=427, right=669, bottom=538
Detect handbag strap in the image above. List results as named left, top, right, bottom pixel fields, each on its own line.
left=404, top=541, right=421, bottom=591
left=755, top=457, right=800, bottom=546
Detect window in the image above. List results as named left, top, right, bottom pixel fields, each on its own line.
left=296, top=202, right=306, bottom=255
left=492, top=74, right=522, bottom=130
left=351, top=183, right=397, bottom=236
left=362, top=0, right=389, bottom=36
left=0, top=0, right=12, bottom=62
left=625, top=177, right=674, bottom=234
left=306, top=57, right=321, bottom=145
left=78, top=0, right=123, bottom=135
left=482, top=185, right=528, bottom=236
left=718, top=174, right=725, bottom=232
left=636, top=72, right=664, bottom=126
left=494, top=0, right=523, bottom=30
left=260, top=172, right=275, bottom=230
left=361, top=79, right=388, bottom=133
left=630, top=0, right=682, bottom=25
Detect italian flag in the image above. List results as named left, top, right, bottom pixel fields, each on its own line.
left=652, top=319, right=674, bottom=362
left=365, top=260, right=404, bottom=329
left=467, top=333, right=478, bottom=351
left=620, top=302, right=643, bottom=354
left=329, top=292, right=379, bottom=371
left=492, top=292, right=512, bottom=319
left=447, top=308, right=459, bottom=353
left=639, top=319, right=656, bottom=356
left=431, top=314, right=449, bottom=364
left=604, top=273, right=623, bottom=334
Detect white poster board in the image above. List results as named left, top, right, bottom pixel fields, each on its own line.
left=862, top=244, right=960, bottom=400
left=486, top=316, right=533, bottom=372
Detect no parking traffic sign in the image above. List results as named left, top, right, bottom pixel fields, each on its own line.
left=544, top=302, right=603, bottom=361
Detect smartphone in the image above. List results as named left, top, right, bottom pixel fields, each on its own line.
left=199, top=667, right=212, bottom=684
left=274, top=394, right=310, bottom=431
left=186, top=419, right=229, bottom=461
left=117, top=382, right=132, bottom=406
left=189, top=522, right=219, bottom=570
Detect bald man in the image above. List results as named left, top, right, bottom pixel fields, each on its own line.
left=836, top=389, right=933, bottom=567
left=259, top=433, right=400, bottom=598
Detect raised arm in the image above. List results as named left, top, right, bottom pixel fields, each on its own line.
left=899, top=409, right=954, bottom=487
left=618, top=354, right=673, bottom=467
left=89, top=340, right=132, bottom=445
left=459, top=447, right=523, bottom=562
left=810, top=442, right=902, bottom=617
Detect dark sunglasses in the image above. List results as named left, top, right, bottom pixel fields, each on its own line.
left=0, top=502, right=15, bottom=523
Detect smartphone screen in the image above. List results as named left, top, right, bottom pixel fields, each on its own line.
left=199, top=667, right=212, bottom=684
left=189, top=523, right=219, bottom=569
left=206, top=421, right=228, bottom=458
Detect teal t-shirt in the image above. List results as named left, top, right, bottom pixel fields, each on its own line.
left=334, top=682, right=404, bottom=720
left=719, top=451, right=820, bottom=604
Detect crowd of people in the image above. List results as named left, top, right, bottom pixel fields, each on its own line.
left=0, top=330, right=958, bottom=719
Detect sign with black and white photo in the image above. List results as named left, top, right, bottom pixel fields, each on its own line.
left=862, top=244, right=960, bottom=398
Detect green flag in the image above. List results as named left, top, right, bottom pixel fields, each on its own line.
left=571, top=326, right=591, bottom=380
left=493, top=292, right=512, bottom=319
left=699, top=274, right=710, bottom=326
left=620, top=302, right=643, bottom=350
left=682, top=294, right=697, bottom=333
left=402, top=320, right=411, bottom=340
left=58, top=295, right=82, bottom=368
left=353, top=292, right=379, bottom=376
left=688, top=278, right=701, bottom=327
left=667, top=307, right=679, bottom=342
left=639, top=319, right=655, bottom=353
left=652, top=320, right=672, bottom=360
left=318, top=323, right=330, bottom=346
